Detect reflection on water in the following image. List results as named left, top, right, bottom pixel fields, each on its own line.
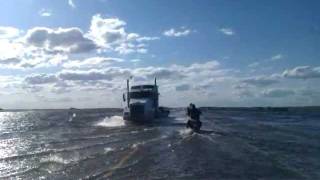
left=0, top=109, right=319, bottom=179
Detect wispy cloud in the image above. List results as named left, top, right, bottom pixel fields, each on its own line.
left=131, top=59, right=141, bottom=63
left=68, top=0, right=76, bottom=8
left=39, top=9, right=52, bottom=17
left=241, top=76, right=279, bottom=87
left=163, top=27, right=192, bottom=37
left=219, top=28, right=235, bottom=36
left=248, top=62, right=260, bottom=68
left=248, top=54, right=285, bottom=69
left=282, top=66, right=320, bottom=79
left=270, top=54, right=283, bottom=61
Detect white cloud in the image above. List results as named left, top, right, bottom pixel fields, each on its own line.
left=21, top=84, right=44, bottom=93
left=0, top=40, right=24, bottom=59
left=25, top=74, right=58, bottom=84
left=136, top=36, right=159, bottom=42
left=18, top=51, right=68, bottom=69
left=114, top=43, right=136, bottom=54
left=0, top=39, right=24, bottom=66
left=262, top=89, right=295, bottom=98
left=59, top=68, right=131, bottom=81
left=0, top=57, right=21, bottom=65
left=131, top=61, right=222, bottom=82
left=0, top=14, right=160, bottom=71
left=241, top=76, right=279, bottom=87
left=59, top=70, right=112, bottom=81
left=8, top=57, right=320, bottom=107
left=134, top=67, right=185, bottom=80
left=0, top=27, right=21, bottom=39
left=63, top=57, right=123, bottom=69
left=51, top=87, right=71, bottom=94
left=88, top=14, right=158, bottom=54
left=0, top=45, right=69, bottom=69
left=163, top=28, right=191, bottom=37
left=175, top=84, right=191, bottom=91
left=282, top=66, right=320, bottom=79
left=25, top=27, right=97, bottom=54
left=219, top=28, right=235, bottom=36
left=136, top=48, right=147, bottom=54
left=0, top=76, right=22, bottom=88
left=39, top=9, right=52, bottom=17
left=88, top=15, right=126, bottom=46
left=130, top=59, right=141, bottom=63
left=68, top=0, right=76, bottom=8
left=20, top=60, right=226, bottom=94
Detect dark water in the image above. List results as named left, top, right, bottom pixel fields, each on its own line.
left=0, top=108, right=319, bottom=179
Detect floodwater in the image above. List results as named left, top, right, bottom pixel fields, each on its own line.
left=0, top=108, right=319, bottom=179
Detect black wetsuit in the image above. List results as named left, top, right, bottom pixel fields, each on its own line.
left=190, top=108, right=201, bottom=121
left=187, top=107, right=202, bottom=131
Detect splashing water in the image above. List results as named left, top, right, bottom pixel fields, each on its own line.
left=40, top=154, right=73, bottom=165
left=178, top=128, right=193, bottom=137
left=104, top=147, right=114, bottom=154
left=68, top=113, right=76, bottom=122
left=95, top=116, right=125, bottom=127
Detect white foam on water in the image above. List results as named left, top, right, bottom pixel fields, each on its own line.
left=161, top=135, right=168, bottom=139
left=131, top=141, right=145, bottom=149
left=143, top=128, right=152, bottom=131
left=39, top=155, right=70, bottom=173
left=104, top=147, right=114, bottom=154
left=179, top=128, right=193, bottom=136
left=174, top=117, right=186, bottom=122
left=68, top=113, right=76, bottom=122
left=40, top=154, right=77, bottom=165
left=95, top=116, right=125, bottom=127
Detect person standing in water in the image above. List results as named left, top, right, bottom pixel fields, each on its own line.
left=187, top=103, right=193, bottom=117
left=186, top=103, right=202, bottom=131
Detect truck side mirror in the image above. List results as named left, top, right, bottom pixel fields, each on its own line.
left=123, top=93, right=126, bottom=102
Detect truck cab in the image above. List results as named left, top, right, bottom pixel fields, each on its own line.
left=123, top=79, right=169, bottom=122
left=123, top=79, right=160, bottom=122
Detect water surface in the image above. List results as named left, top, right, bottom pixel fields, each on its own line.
left=0, top=108, right=319, bottom=179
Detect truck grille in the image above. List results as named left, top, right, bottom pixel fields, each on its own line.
left=130, top=104, right=144, bottom=116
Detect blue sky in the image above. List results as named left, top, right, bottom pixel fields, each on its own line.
left=0, top=0, right=319, bottom=108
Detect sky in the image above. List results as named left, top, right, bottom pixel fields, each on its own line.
left=0, top=0, right=319, bottom=109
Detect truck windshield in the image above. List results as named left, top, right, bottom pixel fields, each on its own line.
left=130, top=91, right=154, bottom=99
